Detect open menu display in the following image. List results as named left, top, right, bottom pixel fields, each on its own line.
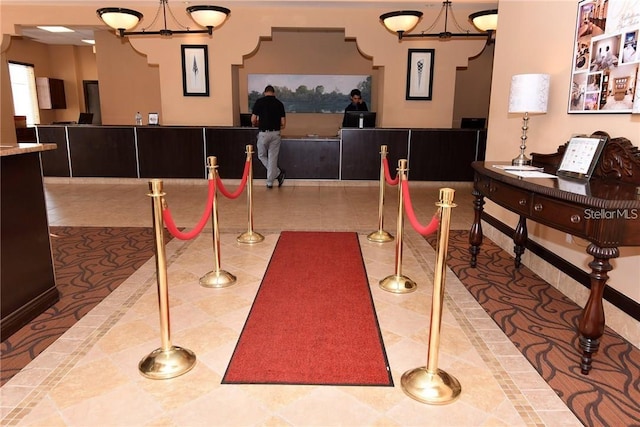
left=557, top=135, right=607, bottom=179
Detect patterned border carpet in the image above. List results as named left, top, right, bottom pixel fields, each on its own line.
left=0, top=227, right=167, bottom=386
left=426, top=230, right=640, bottom=427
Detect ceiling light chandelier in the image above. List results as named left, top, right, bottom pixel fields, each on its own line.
left=97, top=0, right=230, bottom=37
left=380, top=1, right=497, bottom=43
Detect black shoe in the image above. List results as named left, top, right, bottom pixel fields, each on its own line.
left=277, top=169, right=286, bottom=187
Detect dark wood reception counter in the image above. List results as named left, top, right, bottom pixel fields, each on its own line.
left=1, top=143, right=59, bottom=340
left=34, top=125, right=486, bottom=181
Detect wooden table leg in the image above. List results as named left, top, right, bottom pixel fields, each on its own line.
left=578, top=243, right=618, bottom=375
left=469, top=189, right=485, bottom=268
left=513, top=216, right=527, bottom=268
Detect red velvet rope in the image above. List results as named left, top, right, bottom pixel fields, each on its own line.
left=216, top=160, right=251, bottom=199
left=383, top=157, right=399, bottom=186
left=162, top=179, right=215, bottom=240
left=402, top=180, right=440, bottom=236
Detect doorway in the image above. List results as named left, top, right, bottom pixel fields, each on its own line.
left=83, top=80, right=102, bottom=125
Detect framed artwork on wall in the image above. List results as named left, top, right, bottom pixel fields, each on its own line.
left=181, top=45, right=209, bottom=97
left=246, top=74, right=371, bottom=112
left=568, top=0, right=640, bottom=113
left=406, top=49, right=435, bottom=100
left=148, top=112, right=159, bottom=125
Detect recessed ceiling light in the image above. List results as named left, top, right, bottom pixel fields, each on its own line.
left=37, top=26, right=74, bottom=33
left=82, top=39, right=96, bottom=45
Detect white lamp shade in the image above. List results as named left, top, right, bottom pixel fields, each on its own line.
left=97, top=8, right=142, bottom=31
left=380, top=11, right=423, bottom=33
left=470, top=10, right=498, bottom=32
left=508, top=73, right=550, bottom=114
left=187, top=6, right=230, bottom=28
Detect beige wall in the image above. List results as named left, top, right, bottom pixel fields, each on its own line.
left=1, top=36, right=17, bottom=146
left=453, top=43, right=494, bottom=127
left=74, top=43, right=99, bottom=113
left=488, top=0, right=640, bottom=333
left=5, top=37, right=95, bottom=124
left=2, top=3, right=488, bottom=128
left=94, top=30, right=161, bottom=125
left=1, top=1, right=639, bottom=333
left=238, top=29, right=381, bottom=136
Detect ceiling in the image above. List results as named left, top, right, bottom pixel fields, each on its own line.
left=18, top=26, right=104, bottom=47
left=13, top=1, right=497, bottom=46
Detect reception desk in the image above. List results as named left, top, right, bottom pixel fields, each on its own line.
left=35, top=125, right=486, bottom=181
left=1, top=143, right=59, bottom=340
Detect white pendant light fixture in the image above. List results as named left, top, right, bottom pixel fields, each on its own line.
left=380, top=1, right=497, bottom=43
left=97, top=0, right=230, bottom=37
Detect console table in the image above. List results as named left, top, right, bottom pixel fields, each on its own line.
left=468, top=134, right=640, bottom=375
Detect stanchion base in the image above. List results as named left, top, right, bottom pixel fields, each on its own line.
left=200, top=270, right=237, bottom=288
left=401, top=367, right=461, bottom=405
left=138, top=345, right=196, bottom=380
left=379, top=274, right=417, bottom=293
left=237, top=231, right=265, bottom=244
left=367, top=230, right=394, bottom=243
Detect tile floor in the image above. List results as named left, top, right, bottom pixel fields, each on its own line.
left=0, top=178, right=583, bottom=426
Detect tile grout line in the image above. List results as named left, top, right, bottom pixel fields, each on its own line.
left=1, top=238, right=194, bottom=426
left=405, top=234, right=545, bottom=426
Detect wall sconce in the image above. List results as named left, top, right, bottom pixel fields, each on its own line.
left=508, top=74, right=550, bottom=166
left=379, top=1, right=497, bottom=43
left=97, top=0, right=230, bottom=37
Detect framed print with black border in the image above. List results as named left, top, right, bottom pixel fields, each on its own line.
left=406, top=49, right=435, bottom=100
left=181, top=45, right=210, bottom=97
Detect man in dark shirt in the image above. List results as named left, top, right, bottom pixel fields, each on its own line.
left=342, top=88, right=368, bottom=127
left=251, top=85, right=286, bottom=188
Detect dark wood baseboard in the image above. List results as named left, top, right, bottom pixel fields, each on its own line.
left=481, top=212, right=640, bottom=322
left=1, top=287, right=60, bottom=341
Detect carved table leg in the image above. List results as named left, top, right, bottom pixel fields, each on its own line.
left=469, top=188, right=485, bottom=268
left=513, top=216, right=527, bottom=268
left=578, top=244, right=618, bottom=375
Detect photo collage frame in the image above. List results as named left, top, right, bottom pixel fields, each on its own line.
left=568, top=0, right=640, bottom=113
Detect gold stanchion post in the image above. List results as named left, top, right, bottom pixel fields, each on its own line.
left=401, top=187, right=461, bottom=404
left=200, top=156, right=237, bottom=288
left=237, top=145, right=264, bottom=244
left=368, top=145, right=394, bottom=243
left=139, top=179, right=196, bottom=379
left=379, top=159, right=416, bottom=293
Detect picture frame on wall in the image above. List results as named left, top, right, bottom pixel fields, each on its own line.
left=247, top=74, right=371, bottom=113
left=148, top=112, right=159, bottom=125
left=568, top=0, right=640, bottom=114
left=181, top=45, right=209, bottom=97
left=406, top=49, right=435, bottom=100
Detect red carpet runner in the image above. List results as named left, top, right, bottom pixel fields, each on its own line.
left=223, top=231, right=393, bottom=386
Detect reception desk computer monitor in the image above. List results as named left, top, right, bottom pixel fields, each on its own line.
left=461, top=117, right=486, bottom=129
left=78, top=113, right=93, bottom=124
left=240, top=113, right=252, bottom=127
left=343, top=111, right=376, bottom=128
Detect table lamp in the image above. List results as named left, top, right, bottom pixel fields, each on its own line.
left=508, top=73, right=550, bottom=166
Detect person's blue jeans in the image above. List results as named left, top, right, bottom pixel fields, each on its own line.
left=257, top=131, right=282, bottom=185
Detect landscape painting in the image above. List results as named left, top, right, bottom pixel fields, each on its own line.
left=248, top=74, right=371, bottom=113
